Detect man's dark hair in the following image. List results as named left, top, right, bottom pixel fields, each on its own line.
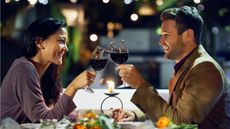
left=161, top=6, right=204, bottom=45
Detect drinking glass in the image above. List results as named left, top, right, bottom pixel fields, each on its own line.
left=85, top=46, right=109, bottom=93
left=110, top=40, right=129, bottom=88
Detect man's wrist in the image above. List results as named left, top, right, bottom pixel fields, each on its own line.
left=136, top=80, right=148, bottom=89
left=131, top=111, right=138, bottom=121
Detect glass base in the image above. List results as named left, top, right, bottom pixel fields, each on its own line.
left=116, top=84, right=132, bottom=89
left=84, top=86, right=94, bottom=93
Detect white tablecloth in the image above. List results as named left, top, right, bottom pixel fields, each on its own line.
left=73, top=89, right=169, bottom=110
left=19, top=121, right=157, bottom=129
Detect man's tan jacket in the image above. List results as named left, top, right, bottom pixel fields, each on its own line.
left=131, top=45, right=230, bottom=129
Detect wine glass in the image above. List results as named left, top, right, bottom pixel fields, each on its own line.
left=85, top=46, right=109, bottom=93
left=110, top=40, right=129, bottom=88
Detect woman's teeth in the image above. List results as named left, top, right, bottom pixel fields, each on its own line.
left=57, top=52, right=63, bottom=57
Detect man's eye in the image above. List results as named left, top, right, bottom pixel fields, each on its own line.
left=164, top=34, right=169, bottom=38
left=161, top=34, right=168, bottom=38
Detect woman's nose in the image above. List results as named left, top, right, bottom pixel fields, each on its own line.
left=63, top=44, right=68, bottom=52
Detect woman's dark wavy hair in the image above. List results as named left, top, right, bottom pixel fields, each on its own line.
left=161, top=6, right=204, bottom=45
left=22, top=17, right=67, bottom=105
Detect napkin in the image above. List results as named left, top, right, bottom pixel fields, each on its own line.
left=0, top=117, right=20, bottom=129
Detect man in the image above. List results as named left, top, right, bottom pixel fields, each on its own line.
left=113, top=6, right=230, bottom=129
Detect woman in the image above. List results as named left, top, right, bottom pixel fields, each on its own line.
left=0, top=18, right=96, bottom=123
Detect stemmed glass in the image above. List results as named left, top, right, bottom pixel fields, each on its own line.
left=85, top=46, right=109, bottom=93
left=110, top=40, right=129, bottom=88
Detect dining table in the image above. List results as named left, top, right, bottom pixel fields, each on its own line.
left=73, top=88, right=169, bottom=110
left=3, top=89, right=169, bottom=129
left=19, top=120, right=157, bottom=129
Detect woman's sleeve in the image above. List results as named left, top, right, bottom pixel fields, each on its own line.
left=14, top=63, right=76, bottom=122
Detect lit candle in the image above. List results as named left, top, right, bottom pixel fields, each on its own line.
left=107, top=80, right=115, bottom=94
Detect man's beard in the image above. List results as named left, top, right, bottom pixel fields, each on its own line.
left=164, top=39, right=185, bottom=60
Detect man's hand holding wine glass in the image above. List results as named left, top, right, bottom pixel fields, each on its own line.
left=115, top=64, right=146, bottom=89
left=110, top=40, right=130, bottom=88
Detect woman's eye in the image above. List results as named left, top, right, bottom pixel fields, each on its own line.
left=58, top=39, right=65, bottom=44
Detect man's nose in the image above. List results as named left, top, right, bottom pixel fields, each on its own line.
left=159, top=37, right=164, bottom=46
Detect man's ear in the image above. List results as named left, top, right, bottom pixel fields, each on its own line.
left=35, top=38, right=45, bottom=49
left=182, top=29, right=194, bottom=42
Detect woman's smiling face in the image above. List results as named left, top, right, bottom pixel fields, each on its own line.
left=39, top=27, right=68, bottom=65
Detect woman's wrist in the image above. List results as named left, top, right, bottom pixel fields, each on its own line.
left=64, top=84, right=78, bottom=99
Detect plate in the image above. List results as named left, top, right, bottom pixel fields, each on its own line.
left=118, top=121, right=156, bottom=129
left=118, top=122, right=143, bottom=129
left=20, top=123, right=41, bottom=129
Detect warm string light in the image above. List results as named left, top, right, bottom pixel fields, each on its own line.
left=28, top=0, right=37, bottom=5
left=70, top=0, right=77, bottom=3
left=124, top=0, right=133, bottom=4
left=90, top=34, right=98, bottom=42
left=130, top=13, right=139, bottom=21
left=102, top=0, right=110, bottom=4
left=193, top=0, right=201, bottom=4
left=107, top=22, right=122, bottom=38
left=156, top=0, right=163, bottom=6
left=61, top=9, right=79, bottom=26
left=5, top=0, right=10, bottom=3
left=138, top=0, right=155, bottom=16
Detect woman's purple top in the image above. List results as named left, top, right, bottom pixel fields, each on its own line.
left=0, top=57, right=76, bottom=123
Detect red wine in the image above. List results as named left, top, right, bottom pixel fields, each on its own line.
left=110, top=52, right=128, bottom=64
left=89, top=59, right=108, bottom=71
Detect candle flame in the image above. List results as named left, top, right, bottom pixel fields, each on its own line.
left=107, top=80, right=115, bottom=94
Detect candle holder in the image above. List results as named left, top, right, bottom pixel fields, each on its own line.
left=100, top=92, right=123, bottom=114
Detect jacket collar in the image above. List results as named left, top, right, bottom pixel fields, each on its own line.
left=169, top=45, right=207, bottom=100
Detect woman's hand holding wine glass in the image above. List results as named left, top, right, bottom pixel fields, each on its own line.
left=85, top=46, right=109, bottom=93
left=64, top=70, right=96, bottom=99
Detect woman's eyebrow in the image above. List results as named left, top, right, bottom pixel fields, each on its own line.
left=58, top=37, right=69, bottom=43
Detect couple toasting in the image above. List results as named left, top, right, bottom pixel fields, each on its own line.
left=1, top=5, right=229, bottom=129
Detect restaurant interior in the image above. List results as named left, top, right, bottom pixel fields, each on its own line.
left=2, top=0, right=230, bottom=89
left=1, top=0, right=230, bottom=128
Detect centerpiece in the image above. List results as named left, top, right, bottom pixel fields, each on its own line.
left=100, top=80, right=123, bottom=114
left=73, top=111, right=120, bottom=129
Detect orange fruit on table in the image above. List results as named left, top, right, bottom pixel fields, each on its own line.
left=73, top=124, right=87, bottom=129
left=90, top=125, right=102, bottom=129
left=84, top=112, right=97, bottom=119
left=156, top=116, right=170, bottom=128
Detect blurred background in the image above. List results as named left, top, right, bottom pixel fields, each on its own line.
left=1, top=0, right=230, bottom=89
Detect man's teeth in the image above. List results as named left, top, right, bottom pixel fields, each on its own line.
left=163, top=45, right=169, bottom=50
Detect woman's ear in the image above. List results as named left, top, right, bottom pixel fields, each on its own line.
left=35, top=38, right=45, bottom=49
